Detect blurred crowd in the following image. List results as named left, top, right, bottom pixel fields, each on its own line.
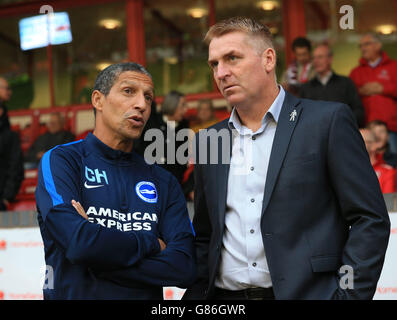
left=280, top=32, right=397, bottom=195
left=1, top=31, right=397, bottom=211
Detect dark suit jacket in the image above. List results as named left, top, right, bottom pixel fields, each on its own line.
left=184, top=92, right=390, bottom=300
left=299, top=72, right=365, bottom=128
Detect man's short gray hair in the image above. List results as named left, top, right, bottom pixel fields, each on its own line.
left=204, top=16, right=274, bottom=52
left=93, top=62, right=152, bottom=96
left=362, top=32, right=382, bottom=44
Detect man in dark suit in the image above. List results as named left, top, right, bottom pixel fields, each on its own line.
left=184, top=17, right=390, bottom=300
left=299, top=44, right=365, bottom=128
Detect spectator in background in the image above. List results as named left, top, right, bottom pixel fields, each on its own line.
left=350, top=33, right=397, bottom=152
left=25, top=112, right=75, bottom=167
left=0, top=77, right=12, bottom=103
left=0, top=101, right=24, bottom=210
left=367, top=120, right=397, bottom=167
left=156, top=90, right=190, bottom=187
left=134, top=95, right=193, bottom=200
left=281, top=37, right=315, bottom=95
left=186, top=98, right=219, bottom=202
left=360, top=128, right=397, bottom=194
left=191, top=99, right=218, bottom=133
left=133, top=99, right=162, bottom=157
left=300, top=44, right=365, bottom=127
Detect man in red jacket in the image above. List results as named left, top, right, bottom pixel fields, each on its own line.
left=350, top=33, right=397, bottom=153
left=360, top=128, right=397, bottom=194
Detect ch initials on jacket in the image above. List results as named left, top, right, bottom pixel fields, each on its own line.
left=85, top=166, right=109, bottom=185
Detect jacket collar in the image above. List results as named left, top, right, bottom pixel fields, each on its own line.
left=261, top=91, right=301, bottom=217
left=84, top=132, right=135, bottom=162
left=228, top=85, right=286, bottom=134
left=359, top=51, right=390, bottom=67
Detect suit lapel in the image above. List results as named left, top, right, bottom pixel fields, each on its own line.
left=261, top=92, right=302, bottom=216
left=216, top=123, right=232, bottom=230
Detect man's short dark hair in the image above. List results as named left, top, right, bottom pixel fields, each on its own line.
left=93, top=62, right=152, bottom=96
left=292, top=37, right=312, bottom=52
left=92, top=62, right=152, bottom=116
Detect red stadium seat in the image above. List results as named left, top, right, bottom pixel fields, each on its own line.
left=11, top=124, right=21, bottom=133
left=184, top=108, right=198, bottom=121
left=7, top=200, right=36, bottom=211
left=15, top=179, right=37, bottom=201
left=38, top=123, right=47, bottom=135
left=9, top=169, right=38, bottom=211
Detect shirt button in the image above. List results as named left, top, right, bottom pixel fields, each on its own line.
left=250, top=166, right=254, bottom=171
left=251, top=198, right=255, bottom=203
left=252, top=262, right=257, bottom=267
left=250, top=229, right=255, bottom=234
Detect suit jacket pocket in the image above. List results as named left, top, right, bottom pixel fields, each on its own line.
left=282, top=153, right=317, bottom=168
left=310, top=255, right=341, bottom=273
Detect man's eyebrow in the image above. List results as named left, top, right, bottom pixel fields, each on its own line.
left=119, top=80, right=154, bottom=92
left=208, top=50, right=239, bottom=64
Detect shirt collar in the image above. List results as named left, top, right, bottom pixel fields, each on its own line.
left=228, top=85, right=285, bottom=135
left=369, top=57, right=382, bottom=68
left=316, top=70, right=333, bottom=85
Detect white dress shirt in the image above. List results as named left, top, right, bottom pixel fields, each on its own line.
left=215, top=86, right=285, bottom=290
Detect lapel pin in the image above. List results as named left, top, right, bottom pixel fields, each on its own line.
left=289, top=109, right=297, bottom=122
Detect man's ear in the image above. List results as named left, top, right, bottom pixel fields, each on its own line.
left=262, top=47, right=276, bottom=73
left=92, top=90, right=104, bottom=113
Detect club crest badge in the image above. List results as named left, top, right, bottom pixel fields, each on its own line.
left=135, top=181, right=158, bottom=203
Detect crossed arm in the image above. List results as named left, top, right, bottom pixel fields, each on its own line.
left=36, top=148, right=196, bottom=288
left=70, top=182, right=196, bottom=289
left=71, top=199, right=167, bottom=251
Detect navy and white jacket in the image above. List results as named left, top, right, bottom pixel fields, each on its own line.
left=35, top=132, right=196, bottom=299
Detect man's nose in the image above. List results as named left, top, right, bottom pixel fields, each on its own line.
left=215, top=62, right=230, bottom=81
left=133, top=91, right=148, bottom=111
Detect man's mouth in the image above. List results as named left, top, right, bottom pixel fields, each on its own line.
left=127, top=115, right=144, bottom=127
left=223, top=84, right=238, bottom=92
